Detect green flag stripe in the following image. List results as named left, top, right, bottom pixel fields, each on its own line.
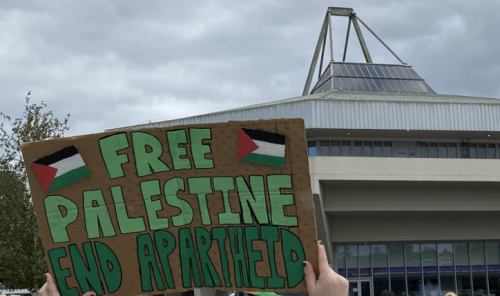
left=49, top=166, right=90, bottom=192
left=240, top=153, right=284, bottom=167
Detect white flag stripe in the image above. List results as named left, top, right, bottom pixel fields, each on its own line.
left=253, top=140, right=285, bottom=157
left=51, top=154, right=86, bottom=177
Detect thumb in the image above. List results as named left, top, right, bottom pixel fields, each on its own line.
left=82, top=292, right=96, bottom=296
left=46, top=273, right=59, bottom=295
left=303, top=261, right=316, bottom=292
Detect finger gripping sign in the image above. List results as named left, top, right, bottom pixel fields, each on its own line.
left=22, top=118, right=318, bottom=296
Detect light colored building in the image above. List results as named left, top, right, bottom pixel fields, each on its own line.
left=112, top=7, right=500, bottom=296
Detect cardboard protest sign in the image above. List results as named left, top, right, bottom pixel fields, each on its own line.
left=22, top=118, right=318, bottom=296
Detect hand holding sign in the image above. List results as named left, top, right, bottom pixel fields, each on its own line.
left=303, top=241, right=348, bottom=296
left=39, top=274, right=96, bottom=296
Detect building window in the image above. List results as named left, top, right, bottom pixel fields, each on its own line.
left=342, top=141, right=351, bottom=156
left=486, top=243, right=500, bottom=296
left=331, top=141, right=341, bottom=156
left=374, top=141, right=383, bottom=157
left=439, top=143, right=448, bottom=158
left=336, top=245, right=346, bottom=277
left=389, top=244, right=406, bottom=296
left=308, top=141, right=317, bottom=156
left=438, top=243, right=456, bottom=295
left=336, top=242, right=500, bottom=296
left=320, top=140, right=330, bottom=156
left=363, top=142, right=373, bottom=157
left=478, top=143, right=487, bottom=159
left=455, top=243, right=471, bottom=296
left=488, top=144, right=496, bottom=159
left=354, top=141, right=363, bottom=156
left=309, top=140, right=500, bottom=159
left=448, top=143, right=458, bottom=158
left=383, top=142, right=392, bottom=157
left=461, top=143, right=470, bottom=158
left=420, top=142, right=429, bottom=158
left=360, top=245, right=371, bottom=277
left=422, top=244, right=439, bottom=296
left=372, top=245, right=389, bottom=296
left=470, top=243, right=487, bottom=295
left=429, top=143, right=438, bottom=158
left=406, top=244, right=423, bottom=296
left=347, top=245, right=359, bottom=277
left=470, top=143, right=478, bottom=158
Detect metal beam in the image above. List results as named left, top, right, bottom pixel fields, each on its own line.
left=328, top=7, right=353, bottom=17
left=318, top=28, right=327, bottom=79
left=342, top=17, right=352, bottom=62
left=355, top=15, right=406, bottom=65
left=327, top=11, right=334, bottom=61
left=313, top=194, right=334, bottom=264
left=351, top=14, right=373, bottom=63
left=303, top=12, right=330, bottom=96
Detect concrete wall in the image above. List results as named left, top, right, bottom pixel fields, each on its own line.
left=321, top=180, right=500, bottom=242
left=309, top=157, right=500, bottom=194
left=322, top=181, right=500, bottom=212
left=329, top=211, right=500, bottom=243
left=309, top=156, right=500, bottom=244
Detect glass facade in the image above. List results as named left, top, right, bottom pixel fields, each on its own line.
left=336, top=242, right=500, bottom=296
left=308, top=140, right=500, bottom=159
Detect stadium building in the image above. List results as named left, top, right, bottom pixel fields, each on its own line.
left=114, top=7, right=500, bottom=296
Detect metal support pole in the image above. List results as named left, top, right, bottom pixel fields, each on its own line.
left=388, top=245, right=392, bottom=291
left=350, top=14, right=373, bottom=63
left=453, top=244, right=458, bottom=294
left=403, top=245, right=408, bottom=296
left=468, top=244, right=474, bottom=294
left=327, top=12, right=334, bottom=61
left=302, top=12, right=330, bottom=96
left=343, top=17, right=352, bottom=62
left=355, top=15, right=406, bottom=65
left=313, top=194, right=334, bottom=263
left=485, top=243, right=490, bottom=296
left=319, top=28, right=328, bottom=79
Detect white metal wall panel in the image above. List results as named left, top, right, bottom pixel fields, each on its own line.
left=310, top=100, right=500, bottom=131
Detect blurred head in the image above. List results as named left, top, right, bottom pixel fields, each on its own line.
left=381, top=290, right=395, bottom=296
left=445, top=293, right=457, bottom=296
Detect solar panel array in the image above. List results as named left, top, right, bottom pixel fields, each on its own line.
left=311, top=62, right=436, bottom=94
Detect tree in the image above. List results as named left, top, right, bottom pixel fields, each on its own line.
left=0, top=92, right=70, bottom=291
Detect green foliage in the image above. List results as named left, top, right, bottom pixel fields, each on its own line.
left=0, top=170, right=45, bottom=290
left=0, top=91, right=70, bottom=182
left=0, top=92, right=70, bottom=291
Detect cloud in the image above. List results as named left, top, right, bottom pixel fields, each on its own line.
left=0, top=0, right=498, bottom=136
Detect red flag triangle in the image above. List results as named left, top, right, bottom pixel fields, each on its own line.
left=31, top=163, right=58, bottom=192
left=238, top=128, right=258, bottom=159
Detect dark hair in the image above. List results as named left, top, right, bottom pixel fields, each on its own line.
left=381, top=290, right=395, bottom=296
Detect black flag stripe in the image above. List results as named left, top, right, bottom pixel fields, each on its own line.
left=33, top=145, right=79, bottom=166
left=242, top=128, right=286, bottom=145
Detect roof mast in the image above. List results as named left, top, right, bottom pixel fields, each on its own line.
left=302, top=7, right=434, bottom=96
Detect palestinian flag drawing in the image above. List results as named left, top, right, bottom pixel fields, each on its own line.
left=30, top=145, right=90, bottom=192
left=237, top=128, right=286, bottom=167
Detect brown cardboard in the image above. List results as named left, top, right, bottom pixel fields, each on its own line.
left=22, top=118, right=318, bottom=296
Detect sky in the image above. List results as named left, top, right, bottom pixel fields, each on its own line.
left=0, top=0, right=499, bottom=137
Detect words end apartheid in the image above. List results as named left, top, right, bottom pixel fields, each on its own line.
left=22, top=119, right=318, bottom=296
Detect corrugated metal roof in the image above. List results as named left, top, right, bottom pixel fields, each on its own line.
left=108, top=90, right=500, bottom=132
